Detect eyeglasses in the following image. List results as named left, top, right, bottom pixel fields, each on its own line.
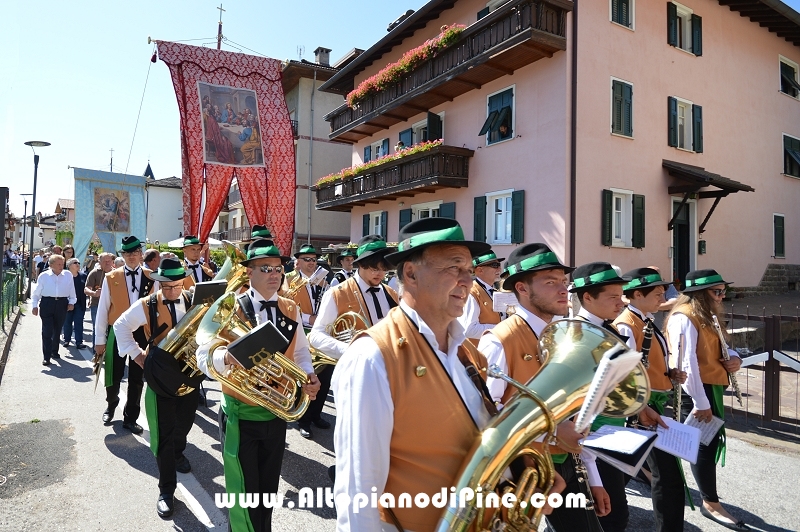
left=259, top=265, right=284, bottom=274
left=482, top=262, right=502, bottom=269
left=363, top=265, right=388, bottom=273
left=298, top=257, right=317, bottom=263
left=710, top=288, right=726, bottom=297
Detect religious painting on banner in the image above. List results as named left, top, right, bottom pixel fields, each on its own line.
left=199, top=83, right=264, bottom=167
left=94, top=188, right=130, bottom=232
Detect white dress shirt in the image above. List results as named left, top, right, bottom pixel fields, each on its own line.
left=309, top=272, right=392, bottom=360
left=666, top=313, right=739, bottom=411
left=31, top=268, right=77, bottom=308
left=332, top=301, right=491, bottom=531
left=113, top=294, right=186, bottom=359
left=616, top=305, right=672, bottom=391
left=196, top=287, right=314, bottom=377
left=458, top=278, right=500, bottom=339
left=298, top=271, right=326, bottom=327
left=185, top=259, right=203, bottom=283
left=328, top=269, right=355, bottom=287
left=94, top=266, right=150, bottom=345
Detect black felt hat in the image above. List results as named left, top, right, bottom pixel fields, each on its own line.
left=569, top=262, right=630, bottom=292
left=501, top=243, right=573, bottom=290
left=384, top=218, right=490, bottom=266
left=120, top=235, right=144, bottom=253
left=352, top=235, right=395, bottom=264
left=681, top=269, right=732, bottom=293
left=250, top=225, right=273, bottom=240
left=149, top=258, right=190, bottom=282
left=241, top=239, right=289, bottom=265
left=294, top=244, right=321, bottom=258
left=472, top=251, right=506, bottom=268
left=622, top=267, right=673, bottom=293
left=335, top=246, right=358, bottom=264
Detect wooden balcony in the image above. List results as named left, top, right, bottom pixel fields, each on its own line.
left=312, top=144, right=474, bottom=211
left=324, top=0, right=571, bottom=143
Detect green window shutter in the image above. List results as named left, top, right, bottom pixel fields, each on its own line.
left=775, top=215, right=785, bottom=257
left=427, top=112, right=443, bottom=141
left=439, top=202, right=456, bottom=219
left=477, top=6, right=490, bottom=19
left=601, top=189, right=613, bottom=246
left=622, top=83, right=633, bottom=136
left=363, top=145, right=371, bottom=163
left=668, top=97, right=678, bottom=147
left=362, top=214, right=370, bottom=237
left=474, top=196, right=487, bottom=242
left=667, top=3, right=678, bottom=47
left=511, top=190, right=525, bottom=244
left=380, top=211, right=388, bottom=240
left=612, top=80, right=623, bottom=134
left=620, top=0, right=630, bottom=27
left=632, top=194, right=646, bottom=249
left=381, top=138, right=389, bottom=157
left=399, top=128, right=413, bottom=147
left=691, top=14, right=702, bottom=56
left=692, top=104, right=703, bottom=153
left=399, top=208, right=412, bottom=231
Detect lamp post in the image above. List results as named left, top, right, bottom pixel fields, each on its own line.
left=20, top=194, right=31, bottom=272
left=24, top=141, right=50, bottom=298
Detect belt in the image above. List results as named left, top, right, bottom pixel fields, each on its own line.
left=42, top=296, right=66, bottom=300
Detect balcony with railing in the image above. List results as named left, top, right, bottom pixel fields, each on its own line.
left=209, top=225, right=251, bottom=242
left=324, top=0, right=571, bottom=143
left=312, top=144, right=473, bottom=211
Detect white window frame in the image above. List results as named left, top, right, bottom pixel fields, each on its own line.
left=609, top=0, right=635, bottom=31
left=610, top=76, right=634, bottom=139
left=779, top=55, right=800, bottom=100
left=370, top=140, right=387, bottom=160
left=411, top=200, right=442, bottom=221
left=485, top=85, right=516, bottom=147
left=673, top=2, right=693, bottom=54
left=610, top=188, right=633, bottom=248
left=486, top=188, right=514, bottom=245
left=369, top=210, right=384, bottom=237
left=774, top=213, right=786, bottom=258
left=410, top=112, right=445, bottom=145
left=674, top=96, right=694, bottom=151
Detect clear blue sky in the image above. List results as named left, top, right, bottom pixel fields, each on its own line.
left=2, top=0, right=800, bottom=219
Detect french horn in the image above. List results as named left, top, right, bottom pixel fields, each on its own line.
left=436, top=319, right=650, bottom=532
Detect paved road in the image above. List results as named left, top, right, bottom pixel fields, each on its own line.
left=1, top=308, right=799, bottom=532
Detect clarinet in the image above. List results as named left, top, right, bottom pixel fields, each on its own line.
left=571, top=453, right=595, bottom=512
left=640, top=319, right=654, bottom=368
left=712, top=315, right=743, bottom=406
left=673, top=333, right=684, bottom=422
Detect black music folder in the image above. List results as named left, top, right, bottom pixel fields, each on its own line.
left=227, top=320, right=290, bottom=370
left=192, top=280, right=228, bottom=307
left=582, top=425, right=658, bottom=476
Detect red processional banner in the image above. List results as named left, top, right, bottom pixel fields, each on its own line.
left=156, top=41, right=296, bottom=252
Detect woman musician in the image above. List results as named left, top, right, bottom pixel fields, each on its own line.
left=665, top=269, right=750, bottom=531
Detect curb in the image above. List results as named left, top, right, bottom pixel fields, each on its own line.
left=0, top=308, right=23, bottom=387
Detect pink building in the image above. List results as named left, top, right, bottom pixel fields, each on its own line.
left=314, top=0, right=800, bottom=293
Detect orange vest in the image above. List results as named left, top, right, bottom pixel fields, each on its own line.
left=331, top=276, right=398, bottom=328
left=221, top=296, right=301, bottom=406
left=139, top=292, right=181, bottom=346
left=283, top=272, right=318, bottom=316
left=614, top=308, right=673, bottom=390
left=105, top=267, right=155, bottom=327
left=668, top=304, right=729, bottom=386
left=363, top=307, right=486, bottom=531
left=468, top=280, right=501, bottom=345
left=182, top=261, right=214, bottom=289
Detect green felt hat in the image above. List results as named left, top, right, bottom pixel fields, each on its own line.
left=353, top=235, right=395, bottom=264
left=149, top=257, right=190, bottom=282
left=622, top=267, right=673, bottom=293
left=120, top=235, right=144, bottom=254
left=384, top=218, right=490, bottom=266
left=472, top=251, right=506, bottom=268
left=179, top=235, right=203, bottom=248
left=501, top=243, right=572, bottom=290
left=294, top=244, right=321, bottom=258
left=241, top=239, right=289, bottom=265
left=569, top=262, right=630, bottom=293
left=681, top=269, right=732, bottom=293
left=250, top=225, right=273, bottom=240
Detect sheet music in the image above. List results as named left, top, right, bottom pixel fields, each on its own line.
left=308, top=266, right=327, bottom=285
left=655, top=416, right=700, bottom=463
left=492, top=291, right=519, bottom=312
left=684, top=410, right=725, bottom=446
left=582, top=425, right=653, bottom=454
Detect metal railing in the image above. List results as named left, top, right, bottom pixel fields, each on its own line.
left=209, top=225, right=252, bottom=243
left=1, top=266, right=26, bottom=325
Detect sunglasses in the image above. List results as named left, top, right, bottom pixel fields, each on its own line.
left=482, top=262, right=502, bottom=269
left=710, top=288, right=726, bottom=297
left=298, top=257, right=317, bottom=263
left=259, top=265, right=284, bottom=274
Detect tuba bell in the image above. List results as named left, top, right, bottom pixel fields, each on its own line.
left=196, top=292, right=311, bottom=422
left=436, top=319, right=650, bottom=532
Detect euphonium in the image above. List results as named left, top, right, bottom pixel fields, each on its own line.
left=155, top=240, right=248, bottom=396
left=436, top=319, right=650, bottom=532
left=325, top=311, right=370, bottom=344
left=282, top=272, right=310, bottom=300
left=310, top=347, right=339, bottom=372
left=196, top=292, right=311, bottom=422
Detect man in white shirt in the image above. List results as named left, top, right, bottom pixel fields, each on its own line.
left=333, top=219, right=560, bottom=531
left=113, top=258, right=199, bottom=519
left=180, top=235, right=213, bottom=287
left=196, top=238, right=320, bottom=532
left=284, top=244, right=326, bottom=328
left=32, top=254, right=76, bottom=365
left=460, top=250, right=504, bottom=343
left=329, top=247, right=357, bottom=287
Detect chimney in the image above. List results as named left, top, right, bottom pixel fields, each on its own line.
left=314, top=47, right=331, bottom=67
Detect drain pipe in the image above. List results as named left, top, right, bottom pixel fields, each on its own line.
left=569, top=1, right=578, bottom=266
left=307, top=69, right=316, bottom=245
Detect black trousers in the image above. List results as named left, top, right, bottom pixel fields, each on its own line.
left=596, top=457, right=629, bottom=532
left=682, top=383, right=722, bottom=504
left=105, top=331, right=144, bottom=424
left=155, top=389, right=198, bottom=496
left=39, top=297, right=68, bottom=361
left=219, top=408, right=287, bottom=532
left=299, top=364, right=333, bottom=427
left=647, top=445, right=686, bottom=531
left=545, top=455, right=604, bottom=532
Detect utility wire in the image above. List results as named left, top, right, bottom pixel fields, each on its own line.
left=125, top=45, right=155, bottom=174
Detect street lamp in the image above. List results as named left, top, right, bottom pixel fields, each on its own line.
left=24, top=141, right=50, bottom=297
left=20, top=194, right=32, bottom=271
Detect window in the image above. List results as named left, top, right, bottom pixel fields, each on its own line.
left=611, top=0, right=633, bottom=29
left=784, top=135, right=800, bottom=177
left=479, top=87, right=514, bottom=145
left=668, top=97, right=703, bottom=152
left=774, top=214, right=785, bottom=258
left=478, top=0, right=509, bottom=19
left=409, top=113, right=444, bottom=146
left=601, top=189, right=645, bottom=248
left=667, top=3, right=702, bottom=56
left=369, top=138, right=390, bottom=161
left=412, top=200, right=442, bottom=220
left=487, top=192, right=512, bottom=244
left=780, top=57, right=800, bottom=99
left=364, top=211, right=388, bottom=239
left=611, top=79, right=633, bottom=137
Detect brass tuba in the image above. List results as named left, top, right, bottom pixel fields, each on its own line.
left=196, top=292, right=311, bottom=422
left=436, top=319, right=650, bottom=532
left=325, top=311, right=370, bottom=344
left=155, top=241, right=248, bottom=396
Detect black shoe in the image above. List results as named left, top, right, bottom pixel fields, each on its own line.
left=76, top=344, right=87, bottom=349
left=298, top=424, right=313, bottom=439
left=42, top=360, right=51, bottom=366
left=62, top=340, right=70, bottom=347
left=102, top=409, right=115, bottom=424
left=312, top=417, right=331, bottom=429
left=700, top=506, right=751, bottom=531
left=175, top=455, right=191, bottom=474
left=157, top=494, right=174, bottom=518
left=51, top=353, right=61, bottom=359
left=123, top=421, right=144, bottom=435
